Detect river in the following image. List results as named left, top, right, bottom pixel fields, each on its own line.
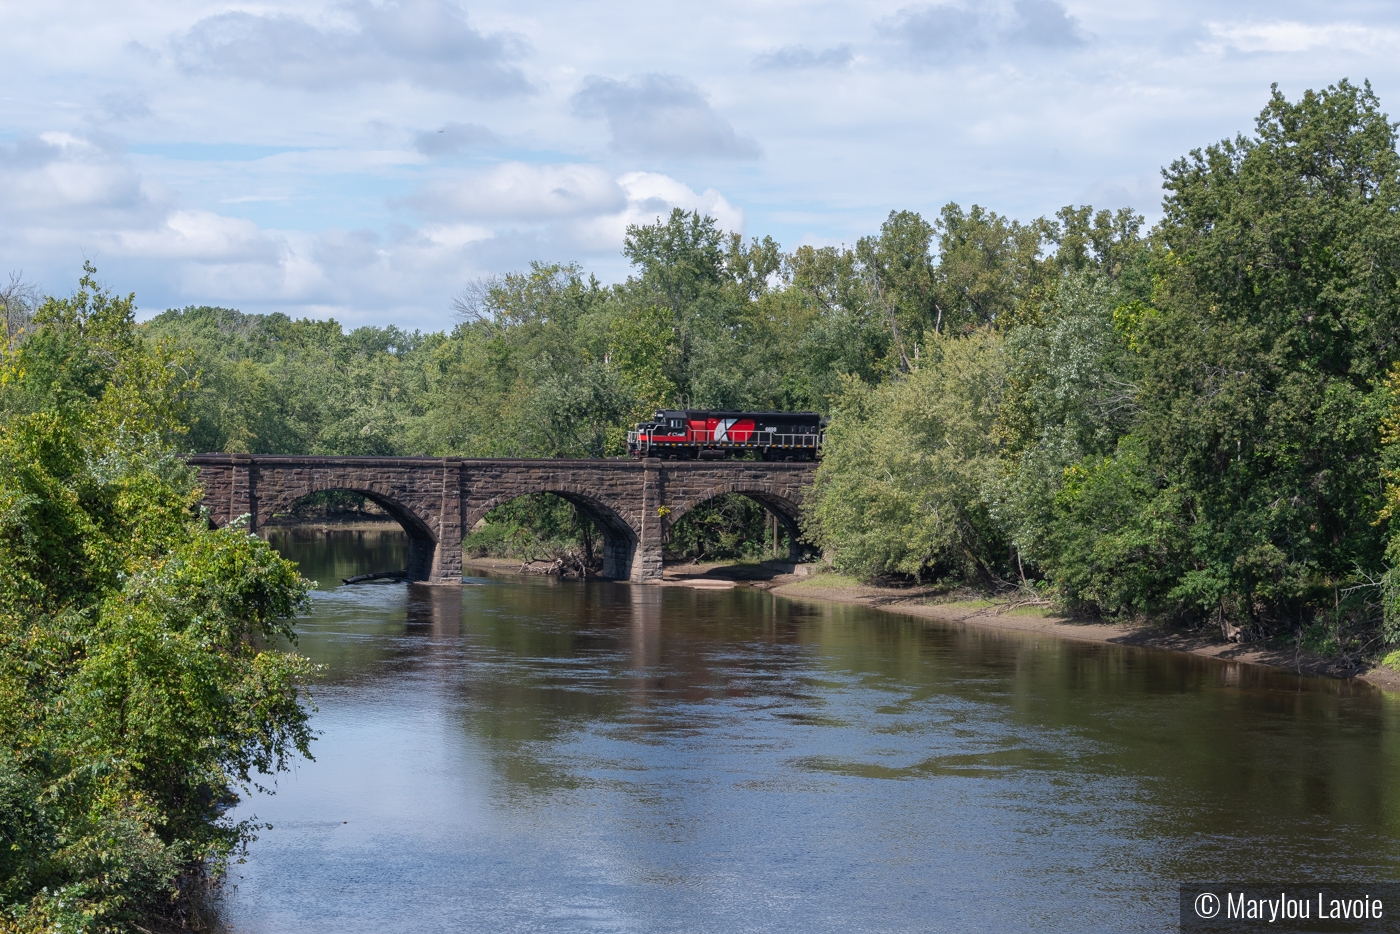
left=214, top=527, right=1400, bottom=933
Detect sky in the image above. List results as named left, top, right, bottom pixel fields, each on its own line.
left=5, top=0, right=1400, bottom=330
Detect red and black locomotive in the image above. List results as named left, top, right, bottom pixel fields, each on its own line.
left=627, top=410, right=827, bottom=460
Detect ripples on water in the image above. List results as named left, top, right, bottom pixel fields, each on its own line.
left=218, top=529, right=1400, bottom=933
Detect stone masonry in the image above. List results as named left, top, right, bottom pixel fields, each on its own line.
left=187, top=454, right=818, bottom=583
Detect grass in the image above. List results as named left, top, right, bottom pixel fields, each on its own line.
left=922, top=597, right=1057, bottom=618
left=780, top=573, right=866, bottom=591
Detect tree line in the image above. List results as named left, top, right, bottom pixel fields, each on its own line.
left=812, top=80, right=1400, bottom=659
left=142, top=80, right=1400, bottom=657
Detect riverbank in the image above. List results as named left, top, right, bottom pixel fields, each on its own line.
left=262, top=517, right=402, bottom=532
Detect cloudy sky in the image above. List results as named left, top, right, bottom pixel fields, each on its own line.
left=5, top=0, right=1398, bottom=329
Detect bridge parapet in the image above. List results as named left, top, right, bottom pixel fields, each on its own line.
left=186, top=455, right=817, bottom=583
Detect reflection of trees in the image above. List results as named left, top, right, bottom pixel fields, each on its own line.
left=448, top=582, right=1400, bottom=849
left=463, top=587, right=1400, bottom=885
left=799, top=607, right=1400, bottom=878
left=285, top=542, right=1400, bottom=878
left=266, top=528, right=408, bottom=591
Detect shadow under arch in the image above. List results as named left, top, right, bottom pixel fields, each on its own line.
left=663, top=487, right=806, bottom=561
left=263, top=486, right=439, bottom=581
left=465, top=487, right=639, bottom=580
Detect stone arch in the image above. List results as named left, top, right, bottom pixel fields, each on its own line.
left=661, top=483, right=806, bottom=560
left=260, top=480, right=439, bottom=581
left=463, top=483, right=640, bottom=580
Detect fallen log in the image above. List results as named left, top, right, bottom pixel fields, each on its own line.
left=517, top=551, right=596, bottom=579
left=341, top=569, right=410, bottom=585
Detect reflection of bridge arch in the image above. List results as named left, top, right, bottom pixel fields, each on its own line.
left=464, top=484, right=639, bottom=580
left=261, top=481, right=440, bottom=580
left=661, top=483, right=805, bottom=560
left=188, top=455, right=817, bottom=582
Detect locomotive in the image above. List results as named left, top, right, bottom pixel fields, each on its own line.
left=627, top=409, right=827, bottom=460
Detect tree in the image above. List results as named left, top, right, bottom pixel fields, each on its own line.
left=806, top=331, right=1008, bottom=583
left=621, top=210, right=729, bottom=404
left=856, top=210, right=937, bottom=371
left=990, top=272, right=1152, bottom=599
left=932, top=203, right=1049, bottom=331
left=0, top=267, right=315, bottom=930
left=0, top=273, right=38, bottom=342
left=1133, top=80, right=1400, bottom=636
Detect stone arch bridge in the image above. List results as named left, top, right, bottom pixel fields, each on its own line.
left=188, top=455, right=818, bottom=583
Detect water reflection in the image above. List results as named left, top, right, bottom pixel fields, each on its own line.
left=220, top=530, right=1400, bottom=933
left=264, top=527, right=407, bottom=590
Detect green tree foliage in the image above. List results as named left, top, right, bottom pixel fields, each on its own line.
left=931, top=203, right=1049, bottom=332
left=802, top=80, right=1400, bottom=657
left=1130, top=80, right=1400, bottom=636
left=811, top=80, right=1400, bottom=652
left=664, top=495, right=785, bottom=563
left=144, top=305, right=434, bottom=456
left=988, top=273, right=1162, bottom=607
left=463, top=494, right=603, bottom=570
left=807, top=331, right=1008, bottom=582
left=0, top=267, right=314, bottom=931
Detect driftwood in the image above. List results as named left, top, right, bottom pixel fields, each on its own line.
left=341, top=569, right=410, bottom=585
left=517, top=550, right=596, bottom=580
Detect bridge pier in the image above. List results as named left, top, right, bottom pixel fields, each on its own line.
left=428, top=459, right=464, bottom=583
left=188, top=455, right=816, bottom=585
left=630, top=460, right=665, bottom=582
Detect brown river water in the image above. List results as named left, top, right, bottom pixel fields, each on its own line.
left=212, top=527, right=1400, bottom=933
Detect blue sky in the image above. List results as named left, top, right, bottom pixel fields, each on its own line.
left=5, top=0, right=1399, bottom=329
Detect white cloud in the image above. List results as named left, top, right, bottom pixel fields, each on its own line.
left=0, top=134, right=153, bottom=218
left=753, top=45, right=854, bottom=71
left=414, top=121, right=501, bottom=155
left=419, top=222, right=494, bottom=249
left=1205, top=21, right=1398, bottom=55
left=566, top=171, right=744, bottom=250
left=401, top=163, right=743, bottom=254
left=0, top=123, right=746, bottom=327
left=11, top=0, right=1400, bottom=330
left=113, top=210, right=280, bottom=262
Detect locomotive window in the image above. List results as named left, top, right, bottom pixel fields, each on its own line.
left=669, top=419, right=683, bottom=428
